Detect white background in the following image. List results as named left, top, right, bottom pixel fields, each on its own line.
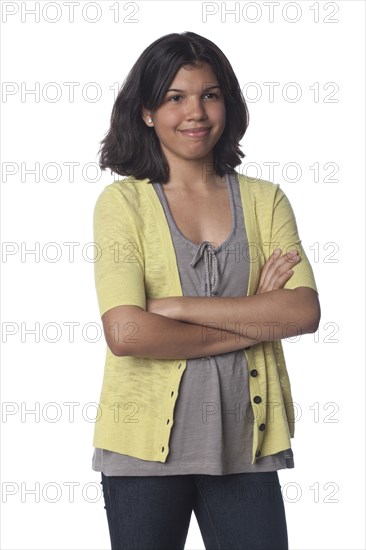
left=1, top=1, right=365, bottom=549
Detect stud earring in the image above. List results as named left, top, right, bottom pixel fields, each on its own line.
left=148, top=118, right=153, bottom=123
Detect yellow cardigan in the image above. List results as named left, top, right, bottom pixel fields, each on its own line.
left=92, top=171, right=318, bottom=464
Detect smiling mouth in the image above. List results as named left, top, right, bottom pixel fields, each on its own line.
left=179, top=128, right=211, bottom=138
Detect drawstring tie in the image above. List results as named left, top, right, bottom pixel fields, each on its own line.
left=190, top=241, right=220, bottom=296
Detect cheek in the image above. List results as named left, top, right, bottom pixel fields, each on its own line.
left=155, top=109, right=181, bottom=129
left=210, top=104, right=226, bottom=125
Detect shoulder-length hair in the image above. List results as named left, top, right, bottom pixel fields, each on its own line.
left=98, top=31, right=249, bottom=184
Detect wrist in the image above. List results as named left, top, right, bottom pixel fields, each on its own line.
left=171, top=296, right=185, bottom=321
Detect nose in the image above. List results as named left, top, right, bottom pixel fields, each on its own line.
left=184, top=97, right=208, bottom=121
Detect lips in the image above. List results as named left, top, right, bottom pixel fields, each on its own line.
left=179, top=127, right=211, bottom=137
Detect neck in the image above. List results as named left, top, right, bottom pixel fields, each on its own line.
left=163, top=157, right=225, bottom=192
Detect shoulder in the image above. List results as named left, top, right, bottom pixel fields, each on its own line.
left=236, top=172, right=282, bottom=209
left=94, top=175, right=151, bottom=211
left=237, top=172, right=279, bottom=196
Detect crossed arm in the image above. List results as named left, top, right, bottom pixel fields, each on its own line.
left=147, top=249, right=321, bottom=341
left=103, top=249, right=320, bottom=358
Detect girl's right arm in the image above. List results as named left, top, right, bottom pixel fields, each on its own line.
left=95, top=186, right=259, bottom=360
left=101, top=305, right=257, bottom=360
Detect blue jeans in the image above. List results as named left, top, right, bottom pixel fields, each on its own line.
left=100, top=470, right=288, bottom=550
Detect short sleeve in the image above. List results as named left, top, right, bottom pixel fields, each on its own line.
left=93, top=184, right=146, bottom=318
left=271, top=185, right=318, bottom=293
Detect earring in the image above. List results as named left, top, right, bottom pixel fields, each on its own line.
left=148, top=118, right=153, bottom=124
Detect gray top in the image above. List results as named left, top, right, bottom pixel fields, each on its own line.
left=92, top=171, right=294, bottom=476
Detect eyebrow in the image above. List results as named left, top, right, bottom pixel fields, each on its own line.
left=166, top=85, right=221, bottom=93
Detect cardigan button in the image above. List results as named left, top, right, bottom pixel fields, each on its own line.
left=250, top=369, right=258, bottom=377
left=253, top=395, right=262, bottom=404
left=255, top=450, right=261, bottom=458
left=259, top=423, right=266, bottom=431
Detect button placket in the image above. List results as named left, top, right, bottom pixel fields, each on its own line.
left=161, top=362, right=182, bottom=456
left=249, top=369, right=267, bottom=459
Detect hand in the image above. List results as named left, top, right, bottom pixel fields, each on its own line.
left=256, top=248, right=301, bottom=294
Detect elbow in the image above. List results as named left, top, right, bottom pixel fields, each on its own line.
left=108, top=341, right=139, bottom=357
left=305, top=314, right=320, bottom=334
left=303, top=300, right=321, bottom=335
left=102, top=305, right=145, bottom=357
left=116, top=347, right=127, bottom=357
left=105, top=338, right=125, bottom=357
left=292, top=287, right=321, bottom=336
left=107, top=338, right=139, bottom=357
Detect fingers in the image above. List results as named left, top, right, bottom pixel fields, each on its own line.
left=258, top=248, right=281, bottom=283
left=257, top=248, right=301, bottom=292
left=268, top=248, right=300, bottom=272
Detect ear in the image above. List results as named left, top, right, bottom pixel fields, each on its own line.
left=141, top=107, right=154, bottom=127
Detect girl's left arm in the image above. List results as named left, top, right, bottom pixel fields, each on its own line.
left=147, top=286, right=320, bottom=342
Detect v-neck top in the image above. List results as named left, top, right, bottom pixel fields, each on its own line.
left=92, top=172, right=294, bottom=475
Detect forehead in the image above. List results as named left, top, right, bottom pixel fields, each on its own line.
left=169, top=62, right=218, bottom=88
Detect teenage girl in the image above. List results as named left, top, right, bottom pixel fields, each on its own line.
left=92, top=31, right=320, bottom=550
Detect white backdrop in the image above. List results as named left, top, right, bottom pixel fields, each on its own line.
left=1, top=1, right=365, bottom=549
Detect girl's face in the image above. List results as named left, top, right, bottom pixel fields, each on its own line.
left=143, top=62, right=226, bottom=170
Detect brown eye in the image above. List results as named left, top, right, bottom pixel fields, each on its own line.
left=168, top=95, right=182, bottom=102
left=203, top=90, right=222, bottom=101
